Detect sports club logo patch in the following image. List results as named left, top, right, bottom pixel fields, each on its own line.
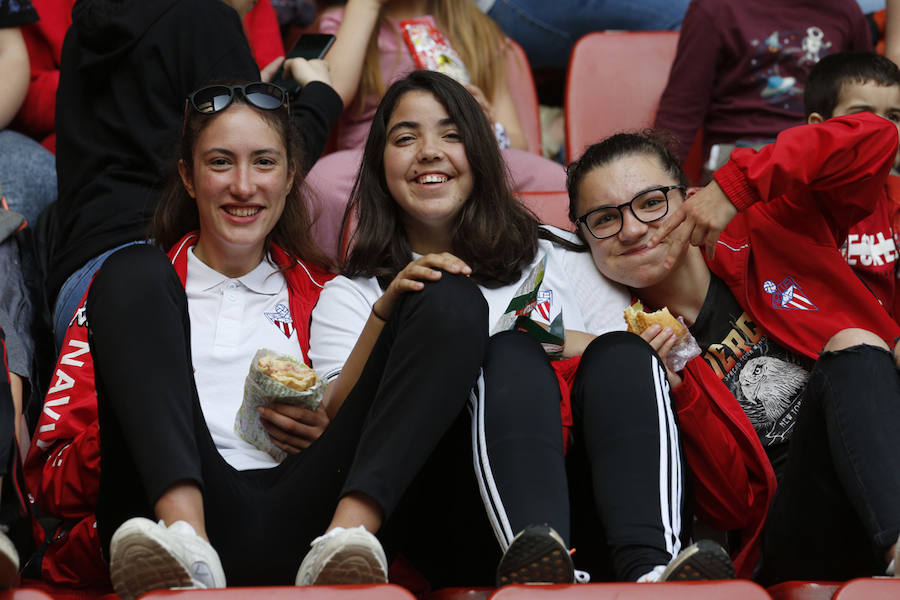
left=535, top=290, right=553, bottom=321
left=264, top=303, right=294, bottom=338
left=763, top=277, right=817, bottom=311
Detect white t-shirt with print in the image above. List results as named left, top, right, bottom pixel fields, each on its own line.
left=186, top=249, right=303, bottom=471
left=309, top=230, right=629, bottom=382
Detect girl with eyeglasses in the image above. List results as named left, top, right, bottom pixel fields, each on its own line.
left=302, top=70, right=730, bottom=588
left=566, top=118, right=900, bottom=583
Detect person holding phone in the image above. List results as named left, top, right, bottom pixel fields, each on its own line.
left=271, top=33, right=336, bottom=94
left=46, top=0, right=343, bottom=356
left=302, top=0, right=570, bottom=259
left=27, top=0, right=343, bottom=586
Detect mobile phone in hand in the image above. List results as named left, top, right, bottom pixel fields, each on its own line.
left=272, top=33, right=336, bottom=94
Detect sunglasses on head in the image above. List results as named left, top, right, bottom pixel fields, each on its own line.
left=185, top=82, right=289, bottom=116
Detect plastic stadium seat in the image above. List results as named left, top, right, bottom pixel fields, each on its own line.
left=0, top=590, right=55, bottom=600
left=517, top=191, right=575, bottom=232
left=768, top=581, right=840, bottom=600
left=489, top=581, right=771, bottom=599
left=832, top=578, right=900, bottom=599
left=505, top=39, right=543, bottom=156
left=424, top=587, right=493, bottom=600
left=565, top=31, right=679, bottom=163
left=141, top=584, right=417, bottom=599
left=564, top=30, right=704, bottom=184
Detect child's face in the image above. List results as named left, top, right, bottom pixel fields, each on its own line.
left=810, top=80, right=900, bottom=168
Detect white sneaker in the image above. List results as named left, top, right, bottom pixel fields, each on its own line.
left=109, top=517, right=226, bottom=600
left=0, top=529, right=19, bottom=588
left=658, top=540, right=735, bottom=582
left=495, top=524, right=575, bottom=586
left=295, top=526, right=387, bottom=585
left=887, top=533, right=900, bottom=576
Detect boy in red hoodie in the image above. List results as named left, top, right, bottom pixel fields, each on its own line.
left=803, top=51, right=900, bottom=320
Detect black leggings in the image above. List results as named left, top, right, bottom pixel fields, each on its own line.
left=89, top=245, right=568, bottom=586
left=568, top=332, right=688, bottom=582
left=760, top=344, right=900, bottom=583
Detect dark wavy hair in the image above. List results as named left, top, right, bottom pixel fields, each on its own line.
left=149, top=81, right=331, bottom=270
left=566, top=130, right=688, bottom=242
left=805, top=51, right=900, bottom=119
left=341, top=70, right=539, bottom=288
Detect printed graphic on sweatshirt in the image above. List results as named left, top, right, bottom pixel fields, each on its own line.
left=841, top=231, right=898, bottom=269
left=692, top=276, right=813, bottom=447
left=748, top=26, right=833, bottom=111
left=703, top=312, right=812, bottom=446
left=264, top=303, right=295, bottom=339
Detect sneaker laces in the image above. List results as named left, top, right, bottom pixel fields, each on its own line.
left=574, top=569, right=591, bottom=583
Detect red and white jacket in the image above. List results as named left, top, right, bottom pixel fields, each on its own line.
left=665, top=112, right=900, bottom=578
left=24, top=233, right=334, bottom=588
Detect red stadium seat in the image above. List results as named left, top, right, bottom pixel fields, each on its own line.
left=505, top=39, right=543, bottom=156
left=564, top=31, right=703, bottom=183
left=141, top=584, right=417, bottom=599
left=516, top=191, right=575, bottom=232
left=0, top=590, right=56, bottom=600
left=424, top=587, right=493, bottom=600
left=767, top=581, right=840, bottom=600
left=832, top=578, right=900, bottom=599
left=489, top=581, right=771, bottom=599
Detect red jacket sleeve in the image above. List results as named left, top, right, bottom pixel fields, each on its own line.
left=13, top=0, right=73, bottom=146
left=673, top=359, right=776, bottom=578
left=653, top=0, right=720, bottom=163
left=673, top=368, right=769, bottom=531
left=24, top=294, right=100, bottom=521
left=715, top=113, right=898, bottom=233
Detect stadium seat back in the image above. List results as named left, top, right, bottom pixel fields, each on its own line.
left=564, top=31, right=678, bottom=162
left=505, top=39, right=543, bottom=156
left=832, top=578, right=900, bottom=600
left=141, top=584, right=417, bottom=599
left=489, top=581, right=771, bottom=599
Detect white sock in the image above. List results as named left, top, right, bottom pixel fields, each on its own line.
left=636, top=565, right=666, bottom=582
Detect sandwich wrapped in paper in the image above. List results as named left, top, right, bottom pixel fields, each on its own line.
left=624, top=301, right=700, bottom=372
left=234, top=349, right=325, bottom=462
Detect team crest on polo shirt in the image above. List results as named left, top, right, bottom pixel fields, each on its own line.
left=535, top=290, right=553, bottom=321
left=264, top=303, right=294, bottom=338
left=763, top=277, right=817, bottom=311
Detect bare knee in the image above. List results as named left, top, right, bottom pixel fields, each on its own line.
left=823, top=328, right=889, bottom=353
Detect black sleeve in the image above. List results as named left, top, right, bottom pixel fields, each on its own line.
left=289, top=81, right=344, bottom=174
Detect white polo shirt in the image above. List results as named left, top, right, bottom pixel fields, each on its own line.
left=186, top=248, right=302, bottom=470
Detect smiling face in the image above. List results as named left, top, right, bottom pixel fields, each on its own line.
left=179, top=103, right=292, bottom=277
left=383, top=90, right=474, bottom=252
left=575, top=152, right=688, bottom=289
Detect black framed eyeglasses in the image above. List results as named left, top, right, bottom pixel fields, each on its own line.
left=185, top=82, right=289, bottom=116
left=576, top=185, right=685, bottom=240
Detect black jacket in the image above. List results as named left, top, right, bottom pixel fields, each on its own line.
left=50, top=0, right=342, bottom=299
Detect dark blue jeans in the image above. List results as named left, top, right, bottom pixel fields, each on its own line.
left=760, top=344, right=900, bottom=583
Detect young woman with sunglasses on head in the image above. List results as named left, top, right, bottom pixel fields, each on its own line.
left=566, top=117, right=900, bottom=583
left=302, top=69, right=732, bottom=588
left=48, top=0, right=343, bottom=353
left=25, top=82, right=366, bottom=597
